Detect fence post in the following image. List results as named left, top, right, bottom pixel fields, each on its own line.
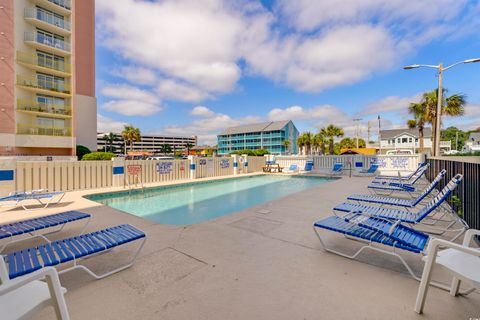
left=232, top=154, right=239, bottom=175
left=188, top=156, right=196, bottom=179
left=242, top=155, right=248, bottom=173
left=111, top=157, right=125, bottom=188
left=0, top=159, right=17, bottom=196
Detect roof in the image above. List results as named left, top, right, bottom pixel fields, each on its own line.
left=191, top=145, right=217, bottom=150
left=220, top=120, right=292, bottom=135
left=468, top=132, right=480, bottom=141
left=380, top=128, right=432, bottom=139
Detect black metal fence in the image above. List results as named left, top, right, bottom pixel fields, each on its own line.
left=426, top=157, right=480, bottom=233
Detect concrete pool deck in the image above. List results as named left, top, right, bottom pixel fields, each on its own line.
left=1, top=175, right=479, bottom=319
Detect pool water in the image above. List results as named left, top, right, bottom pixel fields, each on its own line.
left=87, top=175, right=332, bottom=225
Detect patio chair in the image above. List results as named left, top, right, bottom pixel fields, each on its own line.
left=313, top=211, right=477, bottom=295
left=374, top=162, right=427, bottom=181
left=300, top=160, right=314, bottom=173
left=368, top=163, right=430, bottom=195
left=353, top=163, right=379, bottom=176
left=333, top=174, right=467, bottom=240
left=415, top=229, right=480, bottom=314
left=0, top=210, right=91, bottom=253
left=0, top=189, right=66, bottom=210
left=0, top=260, right=70, bottom=320
left=348, top=170, right=446, bottom=208
left=328, top=162, right=343, bottom=176
left=4, top=224, right=146, bottom=280
left=283, top=164, right=299, bottom=173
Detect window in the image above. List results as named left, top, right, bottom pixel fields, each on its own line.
left=36, top=6, right=65, bottom=28
left=409, top=138, right=413, bottom=143
left=36, top=28, right=65, bottom=50
left=397, top=138, right=401, bottom=143
left=37, top=116, right=64, bottom=127
left=36, top=72, right=65, bottom=91
left=36, top=51, right=65, bottom=71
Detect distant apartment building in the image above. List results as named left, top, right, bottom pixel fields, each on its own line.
left=380, top=128, right=451, bottom=154
left=217, top=120, right=299, bottom=155
left=97, top=133, right=197, bottom=155
left=0, top=0, right=97, bottom=157
left=463, top=132, right=480, bottom=152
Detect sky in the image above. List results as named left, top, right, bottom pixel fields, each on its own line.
left=95, top=0, right=480, bottom=145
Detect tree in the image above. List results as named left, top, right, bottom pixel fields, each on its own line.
left=322, top=125, right=344, bottom=155
left=338, top=137, right=366, bottom=149
left=314, top=132, right=327, bottom=155
left=301, top=132, right=314, bottom=155
left=121, top=125, right=141, bottom=152
left=76, top=145, right=91, bottom=160
left=407, top=89, right=466, bottom=152
left=102, top=132, right=118, bottom=153
left=282, top=140, right=291, bottom=155
left=185, top=143, right=194, bottom=155
left=441, top=127, right=469, bottom=151
left=296, top=135, right=305, bottom=155
left=159, top=144, right=172, bottom=155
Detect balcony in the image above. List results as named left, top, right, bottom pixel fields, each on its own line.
left=24, top=31, right=71, bottom=55
left=16, top=51, right=70, bottom=77
left=29, top=0, right=71, bottom=15
left=17, top=75, right=71, bottom=97
left=24, top=8, right=71, bottom=35
left=17, top=123, right=72, bottom=137
left=17, top=99, right=71, bottom=118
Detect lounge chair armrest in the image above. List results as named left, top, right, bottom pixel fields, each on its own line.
left=0, top=267, right=60, bottom=295
left=426, top=238, right=480, bottom=257
left=462, top=229, right=480, bottom=247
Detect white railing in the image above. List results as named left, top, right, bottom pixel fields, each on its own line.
left=24, top=8, right=71, bottom=31
left=24, top=31, right=71, bottom=52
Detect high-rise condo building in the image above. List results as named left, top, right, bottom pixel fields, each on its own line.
left=0, top=0, right=97, bottom=157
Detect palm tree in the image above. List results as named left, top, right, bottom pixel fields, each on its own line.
left=121, top=125, right=141, bottom=152
left=314, top=132, right=327, bottom=155
left=323, top=125, right=344, bottom=155
left=159, top=144, right=172, bottom=155
left=302, top=132, right=314, bottom=155
left=103, top=132, right=118, bottom=152
left=282, top=140, right=291, bottom=155
left=185, top=143, right=194, bottom=156
left=296, top=135, right=305, bottom=155
left=407, top=89, right=466, bottom=152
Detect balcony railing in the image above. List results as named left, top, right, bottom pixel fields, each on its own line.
left=46, top=0, right=71, bottom=10
left=24, top=8, right=71, bottom=31
left=17, top=99, right=71, bottom=116
left=17, top=75, right=71, bottom=94
left=24, top=31, right=71, bottom=53
left=16, top=51, right=70, bottom=74
left=17, top=124, right=72, bottom=137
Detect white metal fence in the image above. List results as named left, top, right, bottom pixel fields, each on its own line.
left=195, top=158, right=234, bottom=179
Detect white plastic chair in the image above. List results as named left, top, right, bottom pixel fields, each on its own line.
left=0, top=257, right=70, bottom=320
left=415, top=229, right=480, bottom=313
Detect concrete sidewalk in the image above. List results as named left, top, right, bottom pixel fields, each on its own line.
left=3, top=175, right=478, bottom=319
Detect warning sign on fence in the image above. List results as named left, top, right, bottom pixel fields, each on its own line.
left=156, top=162, right=173, bottom=174
left=127, top=165, right=142, bottom=176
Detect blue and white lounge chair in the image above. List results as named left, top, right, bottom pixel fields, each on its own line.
left=334, top=174, right=467, bottom=240
left=368, top=163, right=430, bottom=195
left=313, top=211, right=476, bottom=294
left=328, top=162, right=343, bottom=176
left=353, top=163, right=379, bottom=176
left=0, top=190, right=66, bottom=210
left=300, top=160, right=314, bottom=173
left=0, top=210, right=91, bottom=252
left=3, top=224, right=146, bottom=280
left=348, top=170, right=446, bottom=208
left=283, top=164, right=299, bottom=173
left=374, top=162, right=427, bottom=181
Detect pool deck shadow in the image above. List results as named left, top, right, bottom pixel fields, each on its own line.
left=1, top=175, right=479, bottom=319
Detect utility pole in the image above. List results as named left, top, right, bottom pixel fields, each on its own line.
left=378, top=116, right=382, bottom=154
left=455, top=130, right=459, bottom=151
left=353, top=118, right=362, bottom=148
left=367, top=121, right=371, bottom=146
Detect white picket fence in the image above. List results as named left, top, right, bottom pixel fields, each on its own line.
left=195, top=158, right=234, bottom=179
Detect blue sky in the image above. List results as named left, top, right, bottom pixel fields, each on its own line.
left=95, top=0, right=480, bottom=144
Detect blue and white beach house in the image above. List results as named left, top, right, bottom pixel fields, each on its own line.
left=217, top=120, right=299, bottom=155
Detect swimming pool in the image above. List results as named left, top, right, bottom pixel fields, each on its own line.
left=86, top=175, right=332, bottom=225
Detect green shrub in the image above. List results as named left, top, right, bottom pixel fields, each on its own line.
left=76, top=145, right=91, bottom=160
left=81, top=152, right=115, bottom=161
left=229, top=149, right=270, bottom=156
left=253, top=149, right=270, bottom=156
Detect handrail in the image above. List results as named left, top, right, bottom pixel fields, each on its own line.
left=17, top=124, right=72, bottom=137
left=16, top=51, right=70, bottom=73
left=17, top=75, right=71, bottom=94
left=24, top=7, right=71, bottom=31
left=17, top=99, right=71, bottom=116
left=24, top=31, right=71, bottom=53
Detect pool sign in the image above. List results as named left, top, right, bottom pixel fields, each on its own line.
left=220, top=159, right=230, bottom=169
left=199, top=159, right=207, bottom=165
left=156, top=162, right=173, bottom=174
left=127, top=165, right=142, bottom=176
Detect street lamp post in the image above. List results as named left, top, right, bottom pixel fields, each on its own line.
left=403, top=58, right=480, bottom=156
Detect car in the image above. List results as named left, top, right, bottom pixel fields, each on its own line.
left=443, top=150, right=459, bottom=155
left=386, top=149, right=414, bottom=155
left=146, top=156, right=175, bottom=160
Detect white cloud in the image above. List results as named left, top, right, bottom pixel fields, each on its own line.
left=103, top=100, right=162, bottom=117
left=156, top=80, right=211, bottom=102
left=191, top=106, right=215, bottom=117
left=111, top=66, right=157, bottom=85
left=100, top=84, right=162, bottom=116
left=268, top=105, right=346, bottom=122
left=97, top=114, right=127, bottom=133
left=362, top=93, right=423, bottom=115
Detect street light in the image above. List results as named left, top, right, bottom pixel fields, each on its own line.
left=403, top=58, right=480, bottom=156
